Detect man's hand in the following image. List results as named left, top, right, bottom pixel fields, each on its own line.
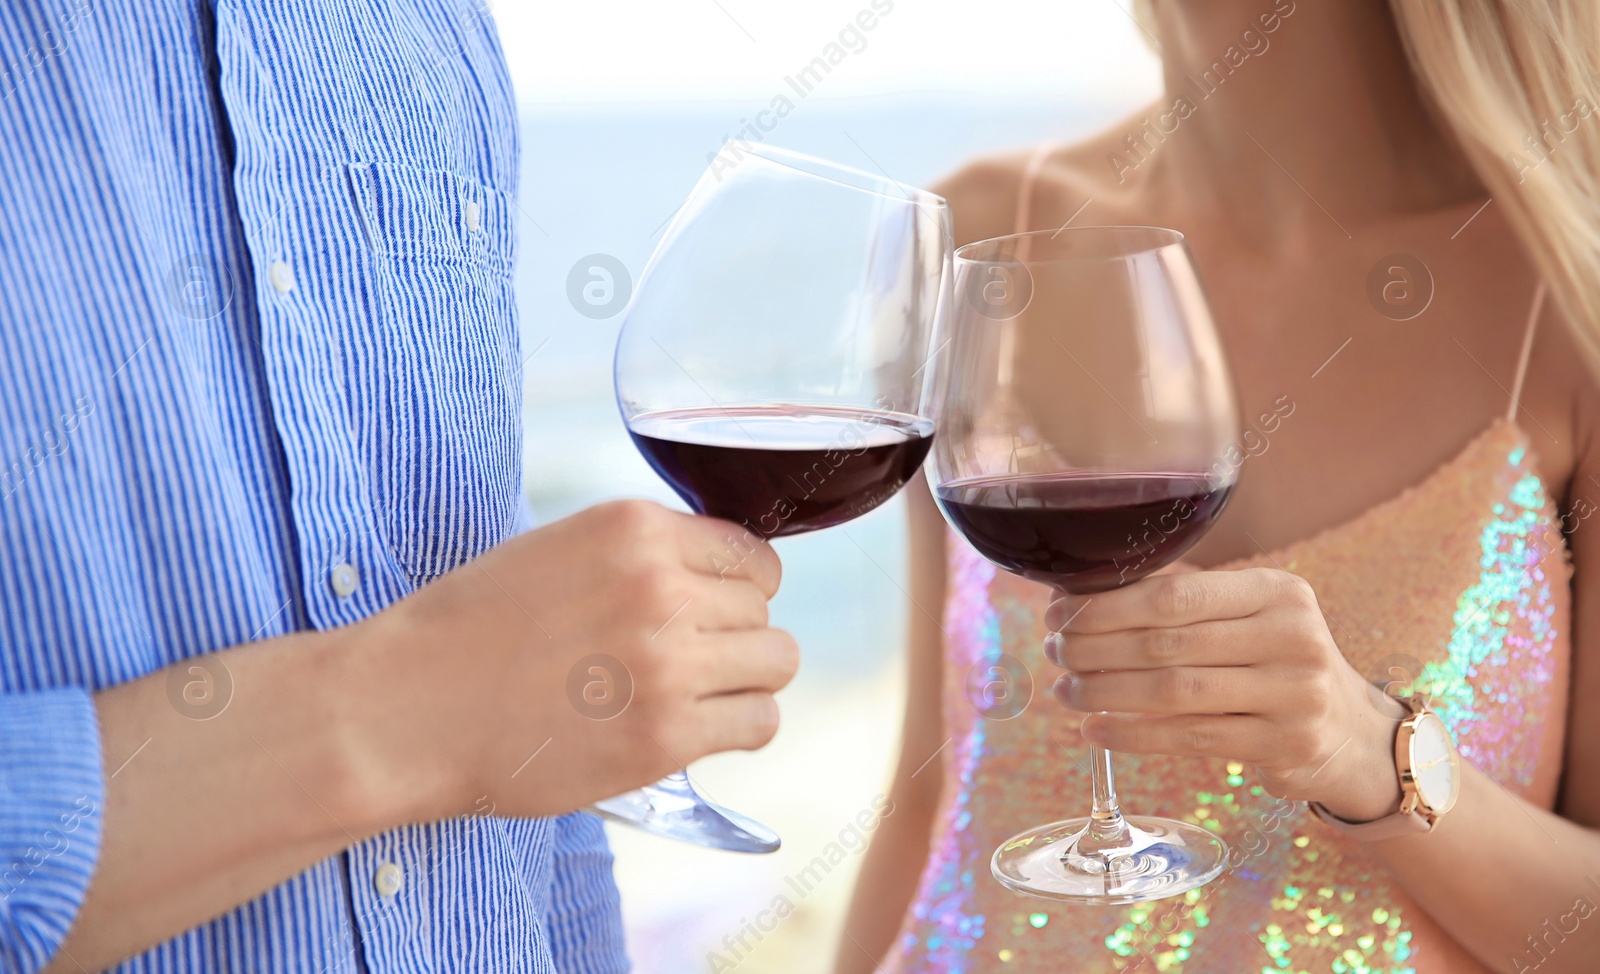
left=344, top=499, right=798, bottom=824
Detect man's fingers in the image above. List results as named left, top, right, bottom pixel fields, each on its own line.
left=1045, top=567, right=1298, bottom=633
left=674, top=575, right=769, bottom=632
left=694, top=691, right=782, bottom=754
left=677, top=513, right=782, bottom=597
left=690, top=628, right=800, bottom=698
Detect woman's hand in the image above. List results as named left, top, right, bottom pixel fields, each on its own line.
left=1043, top=566, right=1408, bottom=822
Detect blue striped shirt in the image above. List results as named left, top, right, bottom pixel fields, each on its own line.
left=0, top=1, right=628, bottom=971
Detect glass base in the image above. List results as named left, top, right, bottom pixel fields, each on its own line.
left=590, top=772, right=781, bottom=854
left=992, top=815, right=1227, bottom=904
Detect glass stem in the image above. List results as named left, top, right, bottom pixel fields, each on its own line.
left=1076, top=742, right=1133, bottom=859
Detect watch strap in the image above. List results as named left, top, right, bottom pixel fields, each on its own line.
left=1308, top=798, right=1433, bottom=839
left=1308, top=694, right=1447, bottom=841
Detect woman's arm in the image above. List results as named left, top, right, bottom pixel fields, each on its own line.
left=1559, top=420, right=1600, bottom=832
left=1355, top=409, right=1600, bottom=972
left=1045, top=401, right=1600, bottom=974
left=834, top=473, right=948, bottom=974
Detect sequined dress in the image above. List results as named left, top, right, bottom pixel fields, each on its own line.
left=885, top=417, right=1571, bottom=974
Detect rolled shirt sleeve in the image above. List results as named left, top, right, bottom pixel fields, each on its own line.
left=0, top=688, right=105, bottom=974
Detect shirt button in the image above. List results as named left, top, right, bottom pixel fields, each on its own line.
left=464, top=200, right=482, bottom=233
left=374, top=861, right=404, bottom=898
left=268, top=260, right=295, bottom=294
left=329, top=562, right=359, bottom=598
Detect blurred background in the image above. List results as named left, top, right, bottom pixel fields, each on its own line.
left=494, top=3, right=1160, bottom=970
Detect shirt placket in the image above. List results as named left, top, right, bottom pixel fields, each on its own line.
left=239, top=162, right=429, bottom=969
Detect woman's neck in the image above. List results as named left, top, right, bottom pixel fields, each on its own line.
left=1147, top=0, right=1485, bottom=242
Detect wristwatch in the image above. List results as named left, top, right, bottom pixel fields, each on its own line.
left=1309, top=694, right=1461, bottom=840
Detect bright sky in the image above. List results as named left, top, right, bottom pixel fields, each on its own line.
left=492, top=0, right=1160, bottom=102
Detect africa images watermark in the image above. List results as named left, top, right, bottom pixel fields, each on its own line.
left=1107, top=788, right=1299, bottom=967
left=0, top=0, right=95, bottom=102
left=2, top=393, right=95, bottom=500
left=0, top=795, right=96, bottom=902
left=706, top=0, right=897, bottom=180
left=1112, top=395, right=1296, bottom=584
left=707, top=794, right=894, bottom=971
left=1508, top=95, right=1594, bottom=185
left=704, top=394, right=916, bottom=580
left=1107, top=0, right=1299, bottom=184
left=565, top=653, right=633, bottom=720
left=966, top=651, right=1034, bottom=721
left=1507, top=872, right=1600, bottom=972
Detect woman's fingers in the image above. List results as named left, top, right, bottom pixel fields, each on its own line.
left=1077, top=712, right=1279, bottom=761
left=1053, top=664, right=1270, bottom=716
left=1045, top=617, right=1274, bottom=671
left=1044, top=567, right=1306, bottom=633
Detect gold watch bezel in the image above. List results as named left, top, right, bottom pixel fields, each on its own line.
left=1394, top=698, right=1461, bottom=824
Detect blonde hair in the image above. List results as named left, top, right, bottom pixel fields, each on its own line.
left=1134, top=0, right=1600, bottom=361
left=1389, top=1, right=1600, bottom=360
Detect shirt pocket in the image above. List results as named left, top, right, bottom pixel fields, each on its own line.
left=345, top=160, right=521, bottom=584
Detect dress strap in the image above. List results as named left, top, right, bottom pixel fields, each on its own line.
left=1012, top=141, right=1062, bottom=237
left=1507, top=282, right=1547, bottom=423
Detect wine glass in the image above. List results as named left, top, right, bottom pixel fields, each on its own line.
left=604, top=145, right=951, bottom=853
left=926, top=226, right=1240, bottom=902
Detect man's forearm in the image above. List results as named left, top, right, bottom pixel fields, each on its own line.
left=37, top=499, right=798, bottom=971
left=47, top=626, right=417, bottom=972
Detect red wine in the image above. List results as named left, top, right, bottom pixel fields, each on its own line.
left=935, top=472, right=1232, bottom=593
left=629, top=405, right=934, bottom=538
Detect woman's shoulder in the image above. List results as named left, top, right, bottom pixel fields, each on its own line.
left=934, top=108, right=1156, bottom=247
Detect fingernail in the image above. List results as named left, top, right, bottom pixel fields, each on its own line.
left=1043, top=599, right=1068, bottom=630
left=1077, top=713, right=1102, bottom=743
left=1046, top=596, right=1088, bottom=632
left=1043, top=632, right=1063, bottom=665
left=1052, top=672, right=1077, bottom=705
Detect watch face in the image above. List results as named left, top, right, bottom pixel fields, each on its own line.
left=1410, top=713, right=1459, bottom=813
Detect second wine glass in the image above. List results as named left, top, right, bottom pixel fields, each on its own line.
left=927, top=226, right=1240, bottom=902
